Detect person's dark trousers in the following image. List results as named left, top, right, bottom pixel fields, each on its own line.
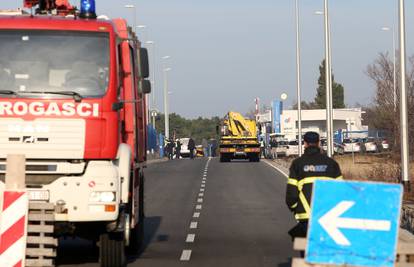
left=288, top=221, right=308, bottom=257
left=190, top=149, right=195, bottom=159
left=176, top=150, right=180, bottom=159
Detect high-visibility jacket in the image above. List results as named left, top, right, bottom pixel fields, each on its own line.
left=285, top=146, right=342, bottom=221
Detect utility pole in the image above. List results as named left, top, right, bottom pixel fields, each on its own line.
left=295, top=0, right=303, bottom=156
left=398, top=0, right=410, bottom=188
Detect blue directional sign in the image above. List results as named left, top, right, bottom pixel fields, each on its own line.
left=306, top=180, right=403, bottom=267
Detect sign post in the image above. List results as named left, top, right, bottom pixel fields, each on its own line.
left=0, top=155, right=28, bottom=267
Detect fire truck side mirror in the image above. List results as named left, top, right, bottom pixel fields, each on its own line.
left=138, top=48, right=150, bottom=79
left=139, top=80, right=152, bottom=94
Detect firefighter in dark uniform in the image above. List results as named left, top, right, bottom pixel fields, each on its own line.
left=285, top=131, right=342, bottom=240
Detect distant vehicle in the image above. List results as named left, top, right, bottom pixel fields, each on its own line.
left=343, top=138, right=362, bottom=153
left=321, top=139, right=345, bottom=155
left=276, top=140, right=289, bottom=157
left=286, top=140, right=304, bottom=157
left=218, top=112, right=261, bottom=162
left=178, top=138, right=192, bottom=158
left=363, top=137, right=380, bottom=153
left=381, top=139, right=390, bottom=150
left=196, top=145, right=204, bottom=157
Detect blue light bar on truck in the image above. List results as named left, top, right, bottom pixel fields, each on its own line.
left=80, top=0, right=97, bottom=19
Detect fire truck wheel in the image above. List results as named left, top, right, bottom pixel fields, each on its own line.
left=99, top=232, right=126, bottom=267
left=127, top=173, right=145, bottom=254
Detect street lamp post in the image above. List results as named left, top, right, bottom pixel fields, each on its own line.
left=136, top=25, right=148, bottom=42
left=124, top=4, right=136, bottom=30
left=162, top=56, right=171, bottom=139
left=381, top=27, right=397, bottom=110
left=323, top=0, right=334, bottom=157
left=398, top=0, right=410, bottom=187
left=295, top=0, right=303, bottom=156
left=146, top=41, right=156, bottom=127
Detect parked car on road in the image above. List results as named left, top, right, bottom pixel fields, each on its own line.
left=276, top=140, right=288, bottom=157
left=379, top=138, right=390, bottom=150
left=343, top=138, right=362, bottom=153
left=286, top=140, right=305, bottom=157
left=321, top=139, right=345, bottom=155
left=363, top=137, right=380, bottom=153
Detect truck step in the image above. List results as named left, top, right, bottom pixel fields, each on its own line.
left=26, top=202, right=57, bottom=267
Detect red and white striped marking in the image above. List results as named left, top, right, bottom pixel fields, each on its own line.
left=0, top=191, right=28, bottom=267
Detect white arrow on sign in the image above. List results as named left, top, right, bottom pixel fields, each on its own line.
left=318, top=201, right=391, bottom=246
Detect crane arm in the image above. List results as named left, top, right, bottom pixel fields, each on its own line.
left=227, top=112, right=255, bottom=137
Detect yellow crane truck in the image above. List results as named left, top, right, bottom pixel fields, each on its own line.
left=218, top=111, right=261, bottom=162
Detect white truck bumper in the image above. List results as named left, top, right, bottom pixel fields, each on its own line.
left=1, top=160, right=121, bottom=222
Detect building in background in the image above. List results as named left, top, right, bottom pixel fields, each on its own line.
left=280, top=108, right=368, bottom=141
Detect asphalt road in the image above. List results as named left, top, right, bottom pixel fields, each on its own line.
left=57, top=158, right=296, bottom=267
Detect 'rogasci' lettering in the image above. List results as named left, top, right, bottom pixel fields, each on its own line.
left=0, top=102, right=99, bottom=117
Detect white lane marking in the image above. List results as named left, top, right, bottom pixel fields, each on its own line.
left=193, top=212, right=201, bottom=218
left=201, top=180, right=206, bottom=184
left=186, top=234, right=196, bottom=243
left=196, top=204, right=202, bottom=210
left=200, top=188, right=205, bottom=192
left=263, top=159, right=288, bottom=177
left=180, top=250, right=192, bottom=261
left=190, top=222, right=198, bottom=229
left=197, top=198, right=203, bottom=203
left=198, top=193, right=204, bottom=197
left=201, top=184, right=205, bottom=188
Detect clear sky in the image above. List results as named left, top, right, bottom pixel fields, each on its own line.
left=3, top=1, right=414, bottom=118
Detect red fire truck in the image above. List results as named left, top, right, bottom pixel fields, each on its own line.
left=0, top=1, right=150, bottom=266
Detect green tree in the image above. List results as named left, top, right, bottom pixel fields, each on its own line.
left=314, top=60, right=345, bottom=109
left=155, top=113, right=221, bottom=144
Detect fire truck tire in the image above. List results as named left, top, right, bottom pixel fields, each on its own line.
left=99, top=232, right=126, bottom=267
left=127, top=172, right=145, bottom=254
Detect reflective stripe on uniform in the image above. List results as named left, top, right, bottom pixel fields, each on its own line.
left=293, top=176, right=341, bottom=220
left=295, top=212, right=309, bottom=220
left=299, top=191, right=311, bottom=214
left=297, top=176, right=337, bottom=191
left=290, top=203, right=298, bottom=209
left=287, top=178, right=298, bottom=186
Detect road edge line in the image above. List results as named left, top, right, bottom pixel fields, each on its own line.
left=263, top=159, right=288, bottom=177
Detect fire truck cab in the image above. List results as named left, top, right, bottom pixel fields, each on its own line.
left=0, top=1, right=150, bottom=266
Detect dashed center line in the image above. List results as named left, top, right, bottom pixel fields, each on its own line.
left=190, top=222, right=198, bottom=229
left=186, top=234, right=196, bottom=243
left=180, top=158, right=212, bottom=262
left=180, top=250, right=192, bottom=261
